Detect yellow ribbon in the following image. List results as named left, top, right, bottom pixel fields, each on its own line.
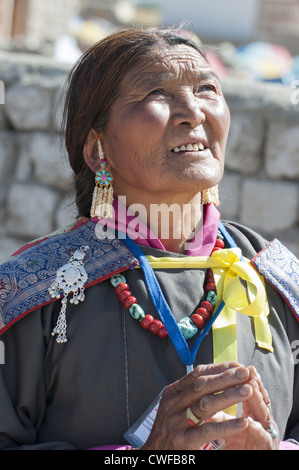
left=143, top=248, right=273, bottom=414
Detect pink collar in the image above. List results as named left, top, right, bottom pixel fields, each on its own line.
left=97, top=197, right=220, bottom=256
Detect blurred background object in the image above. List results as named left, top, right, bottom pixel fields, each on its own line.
left=0, top=0, right=298, bottom=80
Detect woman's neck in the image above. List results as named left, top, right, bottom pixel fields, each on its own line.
left=118, top=191, right=204, bottom=254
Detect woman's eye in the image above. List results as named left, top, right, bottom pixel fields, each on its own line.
left=199, top=84, right=217, bottom=93
left=150, top=89, right=164, bottom=95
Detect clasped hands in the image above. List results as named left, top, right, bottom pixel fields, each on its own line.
left=142, top=362, right=279, bottom=451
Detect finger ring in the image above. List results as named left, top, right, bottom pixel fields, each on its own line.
left=186, top=407, right=204, bottom=427
left=266, top=420, right=278, bottom=440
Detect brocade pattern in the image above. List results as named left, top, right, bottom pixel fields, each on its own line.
left=251, top=238, right=299, bottom=318
left=0, top=220, right=137, bottom=331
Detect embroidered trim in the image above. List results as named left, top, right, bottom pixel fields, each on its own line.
left=251, top=239, right=299, bottom=319
left=0, top=221, right=298, bottom=338
left=0, top=219, right=137, bottom=335
left=11, top=218, right=89, bottom=257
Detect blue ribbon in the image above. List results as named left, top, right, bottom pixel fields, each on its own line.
left=118, top=223, right=236, bottom=366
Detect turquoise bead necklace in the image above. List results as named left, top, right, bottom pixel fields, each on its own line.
left=110, top=231, right=225, bottom=341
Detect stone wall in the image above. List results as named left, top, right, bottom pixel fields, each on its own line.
left=219, top=78, right=299, bottom=258
left=0, top=50, right=298, bottom=264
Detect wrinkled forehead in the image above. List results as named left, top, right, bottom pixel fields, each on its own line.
left=120, top=44, right=218, bottom=90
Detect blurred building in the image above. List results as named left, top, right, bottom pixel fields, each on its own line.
left=0, top=0, right=162, bottom=55
left=80, top=0, right=161, bottom=25
left=0, top=0, right=298, bottom=55
left=257, top=0, right=299, bottom=53
left=0, top=0, right=81, bottom=52
left=160, top=0, right=299, bottom=53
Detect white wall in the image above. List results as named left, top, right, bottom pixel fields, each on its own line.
left=158, top=0, right=259, bottom=42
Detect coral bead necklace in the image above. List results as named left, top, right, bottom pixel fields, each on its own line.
left=110, top=231, right=225, bottom=341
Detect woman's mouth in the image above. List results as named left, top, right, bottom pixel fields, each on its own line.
left=171, top=142, right=206, bottom=153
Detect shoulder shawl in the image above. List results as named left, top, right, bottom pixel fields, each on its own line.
left=0, top=218, right=137, bottom=335
left=0, top=218, right=298, bottom=335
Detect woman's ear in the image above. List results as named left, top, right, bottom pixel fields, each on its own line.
left=83, top=129, right=100, bottom=173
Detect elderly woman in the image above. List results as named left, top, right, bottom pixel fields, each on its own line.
left=0, top=27, right=298, bottom=451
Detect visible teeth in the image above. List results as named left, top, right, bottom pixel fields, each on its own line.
left=173, top=142, right=205, bottom=152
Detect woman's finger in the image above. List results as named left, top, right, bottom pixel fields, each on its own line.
left=165, top=362, right=250, bottom=406
left=248, top=366, right=271, bottom=404
left=191, top=383, right=253, bottom=421
left=241, top=366, right=279, bottom=445
left=242, top=379, right=269, bottom=426
left=245, top=417, right=279, bottom=450
left=243, top=367, right=274, bottom=429
left=166, top=362, right=242, bottom=393
left=184, top=416, right=248, bottom=449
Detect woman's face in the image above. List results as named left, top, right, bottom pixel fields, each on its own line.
left=101, top=44, right=231, bottom=203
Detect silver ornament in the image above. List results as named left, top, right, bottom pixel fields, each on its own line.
left=49, top=246, right=89, bottom=343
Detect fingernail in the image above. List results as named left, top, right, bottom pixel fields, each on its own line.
left=238, top=384, right=251, bottom=396
left=235, top=367, right=248, bottom=380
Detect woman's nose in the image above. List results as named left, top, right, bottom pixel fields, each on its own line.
left=172, top=93, right=206, bottom=128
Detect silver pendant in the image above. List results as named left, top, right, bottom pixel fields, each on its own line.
left=49, top=246, right=89, bottom=343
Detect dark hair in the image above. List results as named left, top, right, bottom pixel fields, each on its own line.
left=62, top=26, right=207, bottom=217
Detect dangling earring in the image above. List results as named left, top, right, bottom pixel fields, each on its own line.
left=90, top=139, right=114, bottom=219
left=201, top=185, right=220, bottom=206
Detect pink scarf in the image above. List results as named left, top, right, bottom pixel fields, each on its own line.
left=96, top=197, right=220, bottom=256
